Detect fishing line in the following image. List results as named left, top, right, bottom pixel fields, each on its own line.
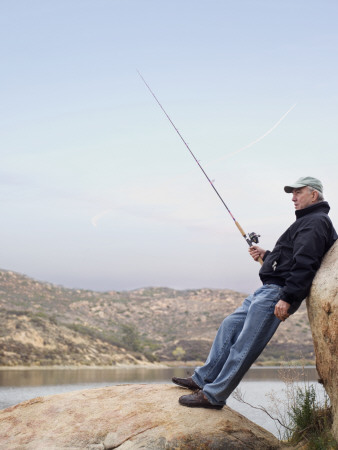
left=138, top=70, right=263, bottom=264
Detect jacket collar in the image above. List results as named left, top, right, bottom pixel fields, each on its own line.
left=295, top=201, right=330, bottom=219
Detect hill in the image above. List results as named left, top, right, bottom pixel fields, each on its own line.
left=0, top=269, right=315, bottom=366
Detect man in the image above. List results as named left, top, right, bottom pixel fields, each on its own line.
left=172, top=176, right=337, bottom=410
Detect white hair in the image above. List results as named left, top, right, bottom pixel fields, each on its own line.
left=307, top=186, right=324, bottom=201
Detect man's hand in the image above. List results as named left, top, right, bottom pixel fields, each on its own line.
left=248, top=245, right=266, bottom=262
left=274, top=300, right=291, bottom=321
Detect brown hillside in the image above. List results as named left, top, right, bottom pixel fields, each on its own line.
left=0, top=269, right=314, bottom=366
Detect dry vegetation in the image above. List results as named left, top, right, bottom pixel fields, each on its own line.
left=0, top=269, right=315, bottom=366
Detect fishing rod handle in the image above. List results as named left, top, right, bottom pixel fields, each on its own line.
left=251, top=252, right=264, bottom=266
left=235, top=221, right=263, bottom=266
left=235, top=221, right=246, bottom=236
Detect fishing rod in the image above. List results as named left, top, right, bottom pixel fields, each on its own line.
left=138, top=71, right=263, bottom=265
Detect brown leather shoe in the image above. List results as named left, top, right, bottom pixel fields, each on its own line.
left=172, top=376, right=200, bottom=390
left=179, top=390, right=223, bottom=409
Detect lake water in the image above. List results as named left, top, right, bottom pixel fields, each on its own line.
left=0, top=366, right=324, bottom=438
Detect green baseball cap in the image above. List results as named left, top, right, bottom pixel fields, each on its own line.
left=284, top=176, right=323, bottom=193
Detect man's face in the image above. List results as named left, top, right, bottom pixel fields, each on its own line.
left=292, top=186, right=317, bottom=210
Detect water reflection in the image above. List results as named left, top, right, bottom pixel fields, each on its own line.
left=0, top=365, right=318, bottom=387
left=0, top=366, right=321, bottom=438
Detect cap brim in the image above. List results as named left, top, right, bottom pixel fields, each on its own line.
left=284, top=183, right=306, bottom=193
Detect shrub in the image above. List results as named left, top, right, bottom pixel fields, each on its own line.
left=287, top=384, right=335, bottom=448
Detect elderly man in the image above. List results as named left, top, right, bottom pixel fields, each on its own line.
left=173, top=176, right=337, bottom=409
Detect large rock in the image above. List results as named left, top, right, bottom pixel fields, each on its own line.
left=0, top=384, right=280, bottom=449
left=307, top=240, right=338, bottom=441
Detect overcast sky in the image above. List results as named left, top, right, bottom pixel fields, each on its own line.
left=1, top=1, right=338, bottom=294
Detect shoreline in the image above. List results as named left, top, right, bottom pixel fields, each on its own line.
left=0, top=362, right=316, bottom=371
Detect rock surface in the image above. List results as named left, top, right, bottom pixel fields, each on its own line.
left=0, top=384, right=280, bottom=449
left=307, top=240, right=338, bottom=441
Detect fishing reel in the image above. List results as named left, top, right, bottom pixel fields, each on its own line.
left=248, top=232, right=260, bottom=245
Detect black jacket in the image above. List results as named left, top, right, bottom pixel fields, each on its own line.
left=259, top=201, right=337, bottom=313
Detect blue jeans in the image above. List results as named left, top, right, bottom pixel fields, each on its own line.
left=192, top=284, right=282, bottom=406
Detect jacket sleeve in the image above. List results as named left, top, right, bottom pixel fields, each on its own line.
left=262, top=250, right=271, bottom=261
left=280, top=216, right=330, bottom=305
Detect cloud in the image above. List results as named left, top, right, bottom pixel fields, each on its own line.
left=206, top=103, right=297, bottom=165
left=90, top=104, right=298, bottom=229
left=91, top=209, right=113, bottom=227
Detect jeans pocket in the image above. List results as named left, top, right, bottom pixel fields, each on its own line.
left=254, top=285, right=282, bottom=311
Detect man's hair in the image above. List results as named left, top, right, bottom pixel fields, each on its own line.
left=307, top=186, right=324, bottom=201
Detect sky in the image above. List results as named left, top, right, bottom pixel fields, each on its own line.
left=1, top=0, right=338, bottom=294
